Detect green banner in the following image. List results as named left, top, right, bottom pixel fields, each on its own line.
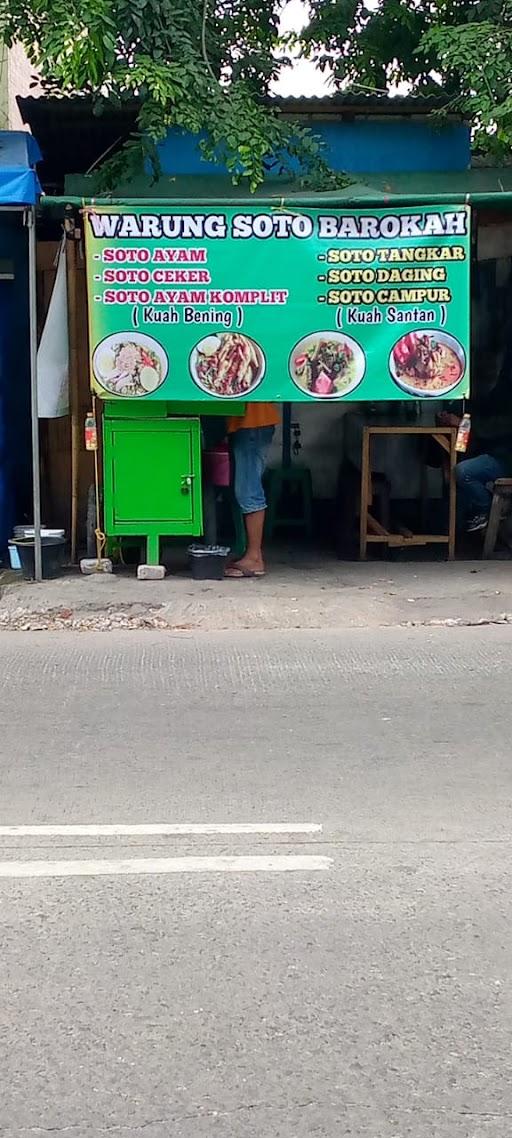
left=85, top=203, right=470, bottom=403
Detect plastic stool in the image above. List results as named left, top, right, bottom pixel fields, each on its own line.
left=265, top=466, right=313, bottom=540
left=482, top=478, right=512, bottom=558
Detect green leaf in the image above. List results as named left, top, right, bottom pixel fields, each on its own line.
left=0, top=0, right=349, bottom=188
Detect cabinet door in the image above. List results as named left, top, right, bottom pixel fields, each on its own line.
left=110, top=421, right=200, bottom=531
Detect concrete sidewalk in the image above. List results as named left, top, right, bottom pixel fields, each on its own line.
left=1, top=550, right=512, bottom=631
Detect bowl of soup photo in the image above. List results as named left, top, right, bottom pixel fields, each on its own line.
left=389, top=330, right=466, bottom=398
left=93, top=332, right=168, bottom=397
left=289, top=331, right=366, bottom=398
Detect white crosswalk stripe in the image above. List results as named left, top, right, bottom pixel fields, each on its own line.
left=0, top=854, right=331, bottom=878
left=0, top=822, right=329, bottom=878
left=0, top=822, right=322, bottom=837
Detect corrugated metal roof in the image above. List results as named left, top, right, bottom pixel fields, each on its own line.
left=18, top=97, right=138, bottom=193
left=19, top=92, right=465, bottom=193
left=20, top=91, right=458, bottom=119
left=269, top=92, right=463, bottom=116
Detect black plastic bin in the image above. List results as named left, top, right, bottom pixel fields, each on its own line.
left=12, top=536, right=66, bottom=581
left=188, top=544, right=230, bottom=581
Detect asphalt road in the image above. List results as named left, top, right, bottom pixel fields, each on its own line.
left=1, top=626, right=512, bottom=1137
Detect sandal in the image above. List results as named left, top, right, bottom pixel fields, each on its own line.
left=225, top=565, right=266, bottom=578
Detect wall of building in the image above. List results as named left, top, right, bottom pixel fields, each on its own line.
left=265, top=401, right=447, bottom=502
left=7, top=44, right=39, bottom=130
left=29, top=100, right=473, bottom=523
left=0, top=43, right=40, bottom=130
left=0, top=46, right=8, bottom=130
left=156, top=118, right=470, bottom=179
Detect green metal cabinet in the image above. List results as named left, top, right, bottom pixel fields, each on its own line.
left=103, top=414, right=202, bottom=564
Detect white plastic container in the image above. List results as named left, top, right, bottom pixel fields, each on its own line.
left=13, top=526, right=65, bottom=539
left=7, top=542, right=21, bottom=570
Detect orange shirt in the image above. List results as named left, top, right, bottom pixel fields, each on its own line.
left=227, top=402, right=280, bottom=433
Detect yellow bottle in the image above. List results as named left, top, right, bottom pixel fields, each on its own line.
left=455, top=413, right=471, bottom=454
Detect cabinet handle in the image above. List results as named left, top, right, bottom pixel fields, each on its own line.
left=181, top=475, right=194, bottom=492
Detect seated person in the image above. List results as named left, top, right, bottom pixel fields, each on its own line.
left=440, top=364, right=512, bottom=533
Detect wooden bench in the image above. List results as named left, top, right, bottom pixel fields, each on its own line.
left=482, top=478, right=512, bottom=558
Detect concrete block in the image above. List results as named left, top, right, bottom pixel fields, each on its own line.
left=137, top=564, right=166, bottom=580
left=80, top=558, right=113, bottom=575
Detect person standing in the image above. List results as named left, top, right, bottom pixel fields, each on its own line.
left=225, top=403, right=279, bottom=578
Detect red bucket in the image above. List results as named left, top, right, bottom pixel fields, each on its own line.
left=204, top=444, right=231, bottom=487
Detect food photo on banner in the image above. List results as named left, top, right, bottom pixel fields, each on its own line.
left=84, top=204, right=471, bottom=404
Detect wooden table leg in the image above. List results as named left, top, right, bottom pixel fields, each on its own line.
left=483, top=492, right=502, bottom=559
left=448, top=432, right=457, bottom=560
left=359, top=428, right=370, bottom=560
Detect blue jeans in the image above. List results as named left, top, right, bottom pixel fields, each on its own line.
left=455, top=453, right=507, bottom=522
left=231, top=426, right=275, bottom=514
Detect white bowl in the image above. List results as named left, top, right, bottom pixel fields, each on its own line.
left=289, top=331, right=366, bottom=399
left=92, top=332, right=168, bottom=397
left=389, top=330, right=466, bottom=398
left=189, top=333, right=265, bottom=399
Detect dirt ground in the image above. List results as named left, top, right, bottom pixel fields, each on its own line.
left=1, top=548, right=512, bottom=631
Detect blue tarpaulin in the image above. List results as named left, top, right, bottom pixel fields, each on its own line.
left=0, top=131, right=41, bottom=559
left=0, top=131, right=41, bottom=205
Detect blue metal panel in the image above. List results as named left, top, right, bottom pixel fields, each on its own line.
left=156, top=119, right=470, bottom=178
left=314, top=120, right=470, bottom=174
left=157, top=129, right=219, bottom=175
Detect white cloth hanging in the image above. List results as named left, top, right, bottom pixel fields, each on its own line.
left=37, top=237, right=69, bottom=418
